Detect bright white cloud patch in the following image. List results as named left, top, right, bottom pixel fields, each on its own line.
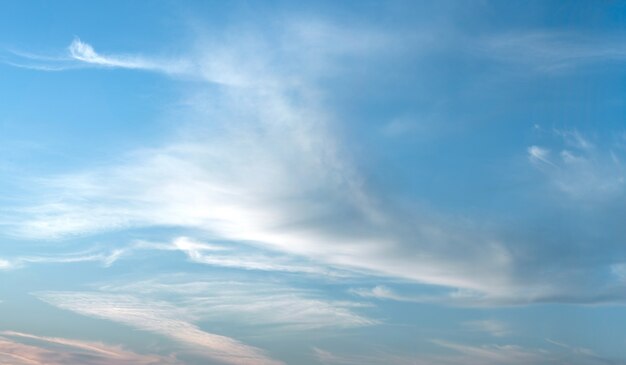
left=66, top=38, right=188, bottom=74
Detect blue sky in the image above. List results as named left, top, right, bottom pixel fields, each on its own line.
left=2, top=1, right=626, bottom=364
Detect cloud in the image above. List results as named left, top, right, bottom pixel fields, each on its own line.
left=479, top=31, right=626, bottom=72
left=2, top=38, right=190, bottom=74
left=2, top=27, right=518, bottom=303
left=33, top=274, right=374, bottom=364
left=0, top=250, right=122, bottom=271
left=0, top=259, right=13, bottom=270
left=349, top=285, right=435, bottom=303
left=0, top=235, right=359, bottom=280
left=66, top=38, right=189, bottom=74
left=134, top=237, right=361, bottom=278
left=35, top=291, right=284, bottom=365
left=4, top=22, right=626, bottom=307
left=529, top=129, right=626, bottom=199
left=96, top=275, right=376, bottom=331
left=0, top=331, right=180, bottom=365
left=313, top=347, right=420, bottom=365
left=462, top=320, right=510, bottom=337
left=527, top=145, right=553, bottom=166
left=314, top=339, right=626, bottom=365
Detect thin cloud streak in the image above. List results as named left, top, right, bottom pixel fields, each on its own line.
left=0, top=236, right=359, bottom=279
left=67, top=38, right=190, bottom=74
left=462, top=320, right=510, bottom=337
left=35, top=291, right=284, bottom=365
left=478, top=31, right=626, bottom=72
left=314, top=338, right=626, bottom=365
left=0, top=331, right=181, bottom=365
left=97, top=276, right=377, bottom=331
left=2, top=38, right=191, bottom=74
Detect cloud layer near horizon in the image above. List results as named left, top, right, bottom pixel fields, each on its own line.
left=0, top=331, right=181, bottom=365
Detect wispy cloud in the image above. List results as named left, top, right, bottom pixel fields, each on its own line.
left=67, top=38, right=190, bottom=74
left=314, top=347, right=420, bottom=365
left=349, top=285, right=434, bottom=303
left=527, top=145, right=554, bottom=166
left=33, top=274, right=374, bottom=363
left=5, top=22, right=626, bottom=307
left=462, top=320, right=510, bottom=337
left=314, top=338, right=626, bottom=365
left=97, top=275, right=376, bottom=331
left=529, top=129, right=626, bottom=199
left=0, top=250, right=121, bottom=271
left=35, top=291, right=284, bottom=365
left=0, top=28, right=510, bottom=298
left=3, top=38, right=190, bottom=74
left=132, top=237, right=360, bottom=278
left=0, top=235, right=359, bottom=280
left=0, top=331, right=181, bottom=365
left=479, top=31, right=626, bottom=72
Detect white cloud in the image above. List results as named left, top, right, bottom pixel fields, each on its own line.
left=0, top=235, right=359, bottom=279
left=0, top=250, right=122, bottom=271
left=7, top=80, right=517, bottom=302
left=2, top=38, right=191, bottom=74
left=5, top=23, right=623, bottom=306
left=529, top=130, right=626, bottom=199
left=66, top=38, right=190, bottom=75
left=1, top=28, right=517, bottom=302
left=349, top=285, right=434, bottom=303
left=0, top=259, right=13, bottom=270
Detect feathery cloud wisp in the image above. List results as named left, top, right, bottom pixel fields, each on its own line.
left=0, top=331, right=181, bottom=365
left=97, top=276, right=376, bottom=331
left=35, top=291, right=284, bottom=365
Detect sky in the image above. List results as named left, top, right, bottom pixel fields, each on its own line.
left=1, top=1, right=626, bottom=364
